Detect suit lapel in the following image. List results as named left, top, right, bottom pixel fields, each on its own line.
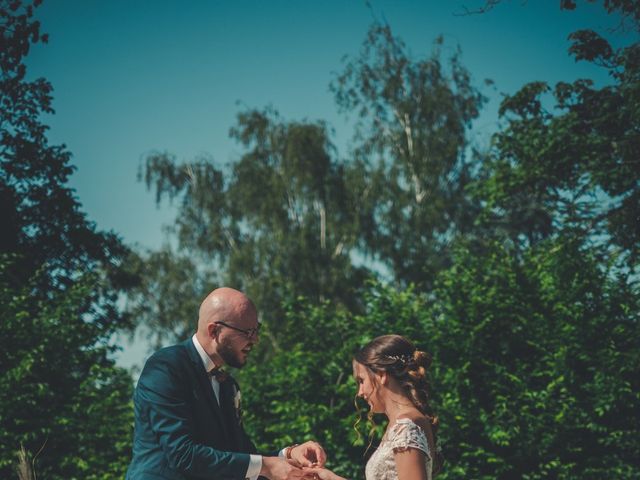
left=219, top=378, right=243, bottom=450
left=183, top=339, right=231, bottom=442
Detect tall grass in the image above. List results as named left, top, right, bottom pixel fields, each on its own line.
left=16, top=445, right=35, bottom=480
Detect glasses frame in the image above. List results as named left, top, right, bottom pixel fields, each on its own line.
left=214, top=321, right=260, bottom=340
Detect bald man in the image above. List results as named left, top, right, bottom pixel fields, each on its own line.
left=126, top=288, right=325, bottom=480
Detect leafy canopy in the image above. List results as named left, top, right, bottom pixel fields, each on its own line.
left=0, top=1, right=136, bottom=477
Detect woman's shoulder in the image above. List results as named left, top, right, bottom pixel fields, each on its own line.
left=395, top=414, right=431, bottom=433
left=389, top=415, right=430, bottom=453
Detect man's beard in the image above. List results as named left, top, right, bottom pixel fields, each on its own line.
left=218, top=337, right=246, bottom=368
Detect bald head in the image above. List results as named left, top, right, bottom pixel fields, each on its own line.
left=196, top=287, right=259, bottom=368
left=197, top=287, right=257, bottom=334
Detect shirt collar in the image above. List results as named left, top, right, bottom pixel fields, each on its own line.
left=191, top=333, right=218, bottom=374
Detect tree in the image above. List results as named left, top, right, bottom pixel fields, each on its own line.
left=448, top=4, right=640, bottom=470
left=468, top=0, right=640, bottom=270
left=0, top=260, right=133, bottom=480
left=332, top=24, right=486, bottom=289
left=429, top=236, right=640, bottom=479
left=0, top=0, right=129, bottom=290
left=235, top=235, right=639, bottom=479
left=0, top=1, right=135, bottom=477
left=134, top=108, right=374, bottom=344
left=128, top=6, right=639, bottom=479
left=132, top=23, right=487, bottom=343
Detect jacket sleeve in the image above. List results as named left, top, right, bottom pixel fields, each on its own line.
left=136, top=355, right=250, bottom=479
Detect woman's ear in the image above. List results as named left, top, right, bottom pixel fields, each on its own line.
left=377, top=371, right=388, bottom=386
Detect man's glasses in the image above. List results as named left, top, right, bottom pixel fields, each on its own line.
left=214, top=321, right=260, bottom=340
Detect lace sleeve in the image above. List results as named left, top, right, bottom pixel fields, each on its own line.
left=389, top=419, right=431, bottom=458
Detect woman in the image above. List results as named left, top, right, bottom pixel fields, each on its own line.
left=308, top=335, right=441, bottom=480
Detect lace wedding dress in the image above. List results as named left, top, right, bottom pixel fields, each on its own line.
left=364, top=418, right=433, bottom=480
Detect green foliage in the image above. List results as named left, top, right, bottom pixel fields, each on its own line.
left=125, top=248, right=206, bottom=348
left=331, top=24, right=486, bottom=289
left=1, top=0, right=638, bottom=478
left=0, top=1, right=129, bottom=291
left=430, top=237, right=640, bottom=478
left=0, top=258, right=134, bottom=479
left=238, top=236, right=639, bottom=479
left=474, top=6, right=639, bottom=267
left=1, top=1, right=136, bottom=477
left=132, top=6, right=640, bottom=478
left=132, top=23, right=485, bottom=345
left=238, top=284, right=434, bottom=480
left=134, top=108, right=374, bottom=343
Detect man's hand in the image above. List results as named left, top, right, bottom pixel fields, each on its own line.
left=289, top=441, right=327, bottom=468
left=260, top=456, right=311, bottom=480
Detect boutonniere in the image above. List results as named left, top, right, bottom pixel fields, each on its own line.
left=232, top=385, right=243, bottom=424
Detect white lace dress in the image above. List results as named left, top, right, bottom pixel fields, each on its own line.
left=364, top=418, right=432, bottom=480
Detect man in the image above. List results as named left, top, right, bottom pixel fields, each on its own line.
left=126, top=287, right=325, bottom=479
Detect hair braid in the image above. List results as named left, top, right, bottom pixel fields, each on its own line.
left=354, top=335, right=444, bottom=475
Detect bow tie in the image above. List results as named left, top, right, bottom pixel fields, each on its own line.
left=208, top=367, right=228, bottom=383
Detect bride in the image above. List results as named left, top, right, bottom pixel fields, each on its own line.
left=307, top=335, right=442, bottom=480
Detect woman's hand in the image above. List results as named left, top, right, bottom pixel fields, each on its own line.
left=303, top=466, right=348, bottom=480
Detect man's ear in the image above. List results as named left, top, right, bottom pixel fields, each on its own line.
left=208, top=322, right=220, bottom=342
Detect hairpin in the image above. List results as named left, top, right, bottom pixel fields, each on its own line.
left=384, top=354, right=412, bottom=364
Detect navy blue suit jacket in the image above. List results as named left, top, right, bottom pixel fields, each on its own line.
left=126, top=339, right=262, bottom=479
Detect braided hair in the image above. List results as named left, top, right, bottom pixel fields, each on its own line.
left=354, top=334, right=444, bottom=475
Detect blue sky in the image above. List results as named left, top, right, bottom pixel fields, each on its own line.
left=27, top=0, right=620, bottom=370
